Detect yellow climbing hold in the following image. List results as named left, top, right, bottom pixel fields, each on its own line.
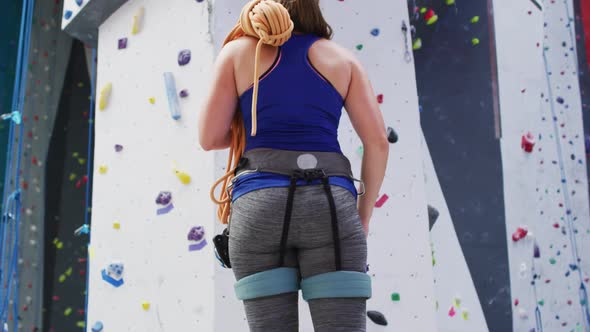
left=59, top=274, right=66, bottom=283
left=53, top=238, right=63, bottom=249
left=471, top=16, right=480, bottom=24
left=445, top=0, right=455, bottom=5
left=99, top=165, right=108, bottom=174
left=149, top=97, right=156, bottom=105
left=461, top=310, right=469, bottom=320
left=99, top=83, right=112, bottom=111
left=175, top=170, right=191, bottom=185
left=172, top=161, right=191, bottom=184
left=132, top=7, right=145, bottom=35
left=472, top=38, right=480, bottom=46
left=65, top=267, right=73, bottom=276
left=142, top=301, right=150, bottom=310
left=420, top=7, right=427, bottom=14
left=113, top=222, right=121, bottom=230
left=78, top=158, right=86, bottom=165
left=69, top=173, right=77, bottom=181
left=453, top=296, right=461, bottom=308
left=88, top=246, right=95, bottom=259
left=64, top=307, right=72, bottom=316
left=76, top=321, right=85, bottom=328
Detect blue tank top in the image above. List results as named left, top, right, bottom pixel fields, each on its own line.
left=232, top=33, right=357, bottom=202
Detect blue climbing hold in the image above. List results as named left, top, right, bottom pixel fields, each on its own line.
left=91, top=321, right=103, bottom=332
left=370, top=28, right=380, bottom=36
left=75, top=0, right=83, bottom=6
left=64, top=10, right=73, bottom=20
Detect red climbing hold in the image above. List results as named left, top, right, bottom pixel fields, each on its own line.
left=377, top=94, right=384, bottom=104
left=521, top=132, right=535, bottom=153
left=375, top=194, right=389, bottom=208
left=512, top=227, right=528, bottom=242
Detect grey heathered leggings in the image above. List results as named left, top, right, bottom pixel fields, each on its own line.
left=229, top=184, right=368, bottom=332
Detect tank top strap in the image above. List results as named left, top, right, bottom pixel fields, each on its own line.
left=279, top=34, right=321, bottom=64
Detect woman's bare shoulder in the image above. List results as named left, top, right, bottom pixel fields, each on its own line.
left=311, top=38, right=359, bottom=68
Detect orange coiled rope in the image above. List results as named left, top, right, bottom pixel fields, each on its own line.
left=210, top=0, right=294, bottom=224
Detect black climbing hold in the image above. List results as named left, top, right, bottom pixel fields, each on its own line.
left=387, top=127, right=398, bottom=144
left=556, top=97, right=564, bottom=104
left=367, top=310, right=388, bottom=326
left=427, top=205, right=439, bottom=231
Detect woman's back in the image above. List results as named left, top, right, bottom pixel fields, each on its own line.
left=229, top=33, right=353, bottom=152
left=232, top=33, right=351, bottom=103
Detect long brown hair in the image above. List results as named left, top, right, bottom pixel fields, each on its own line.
left=274, top=0, right=333, bottom=39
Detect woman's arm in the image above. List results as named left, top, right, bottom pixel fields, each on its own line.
left=198, top=43, right=239, bottom=151
left=343, top=56, right=389, bottom=237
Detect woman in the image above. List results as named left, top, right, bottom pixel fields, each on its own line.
left=199, top=0, right=388, bottom=331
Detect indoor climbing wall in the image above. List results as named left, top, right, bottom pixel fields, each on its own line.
left=422, top=128, right=490, bottom=332
left=9, top=0, right=74, bottom=330
left=494, top=0, right=590, bottom=331
left=87, top=0, right=216, bottom=331
left=77, top=0, right=439, bottom=330
left=411, top=0, right=514, bottom=330
left=60, top=0, right=90, bottom=28
left=211, top=0, right=437, bottom=330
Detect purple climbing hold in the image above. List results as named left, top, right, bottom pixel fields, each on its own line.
left=118, top=38, right=128, bottom=50
left=64, top=10, right=73, bottom=20
left=585, top=135, right=590, bottom=154
left=367, top=310, right=388, bottom=326
left=533, top=242, right=540, bottom=258
left=114, top=144, right=123, bottom=152
left=179, top=89, right=189, bottom=98
left=178, top=50, right=192, bottom=66
left=156, top=191, right=172, bottom=205
left=188, top=226, right=205, bottom=242
left=188, top=226, right=208, bottom=251
left=556, top=97, right=564, bottom=104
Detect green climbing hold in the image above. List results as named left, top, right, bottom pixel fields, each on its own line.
left=391, top=293, right=400, bottom=301
left=445, top=0, right=455, bottom=5
left=538, top=299, right=544, bottom=306
left=413, top=38, right=422, bottom=50
left=471, top=16, right=480, bottom=24
left=356, top=44, right=363, bottom=51
left=471, top=38, right=480, bottom=46
left=357, top=146, right=364, bottom=157
left=420, top=7, right=427, bottom=14
left=549, top=257, right=556, bottom=264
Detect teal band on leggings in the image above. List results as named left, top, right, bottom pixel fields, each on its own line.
left=301, top=271, right=372, bottom=301
left=234, top=267, right=300, bottom=301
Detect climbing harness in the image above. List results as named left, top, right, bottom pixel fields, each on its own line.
left=213, top=149, right=371, bottom=302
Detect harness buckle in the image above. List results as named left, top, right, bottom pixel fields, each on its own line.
left=292, top=168, right=327, bottom=183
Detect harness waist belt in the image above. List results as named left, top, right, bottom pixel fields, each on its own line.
left=235, top=148, right=355, bottom=180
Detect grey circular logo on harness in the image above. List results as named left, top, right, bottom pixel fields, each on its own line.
left=297, top=154, right=318, bottom=169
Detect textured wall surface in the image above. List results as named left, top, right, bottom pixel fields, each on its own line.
left=494, top=0, right=590, bottom=331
